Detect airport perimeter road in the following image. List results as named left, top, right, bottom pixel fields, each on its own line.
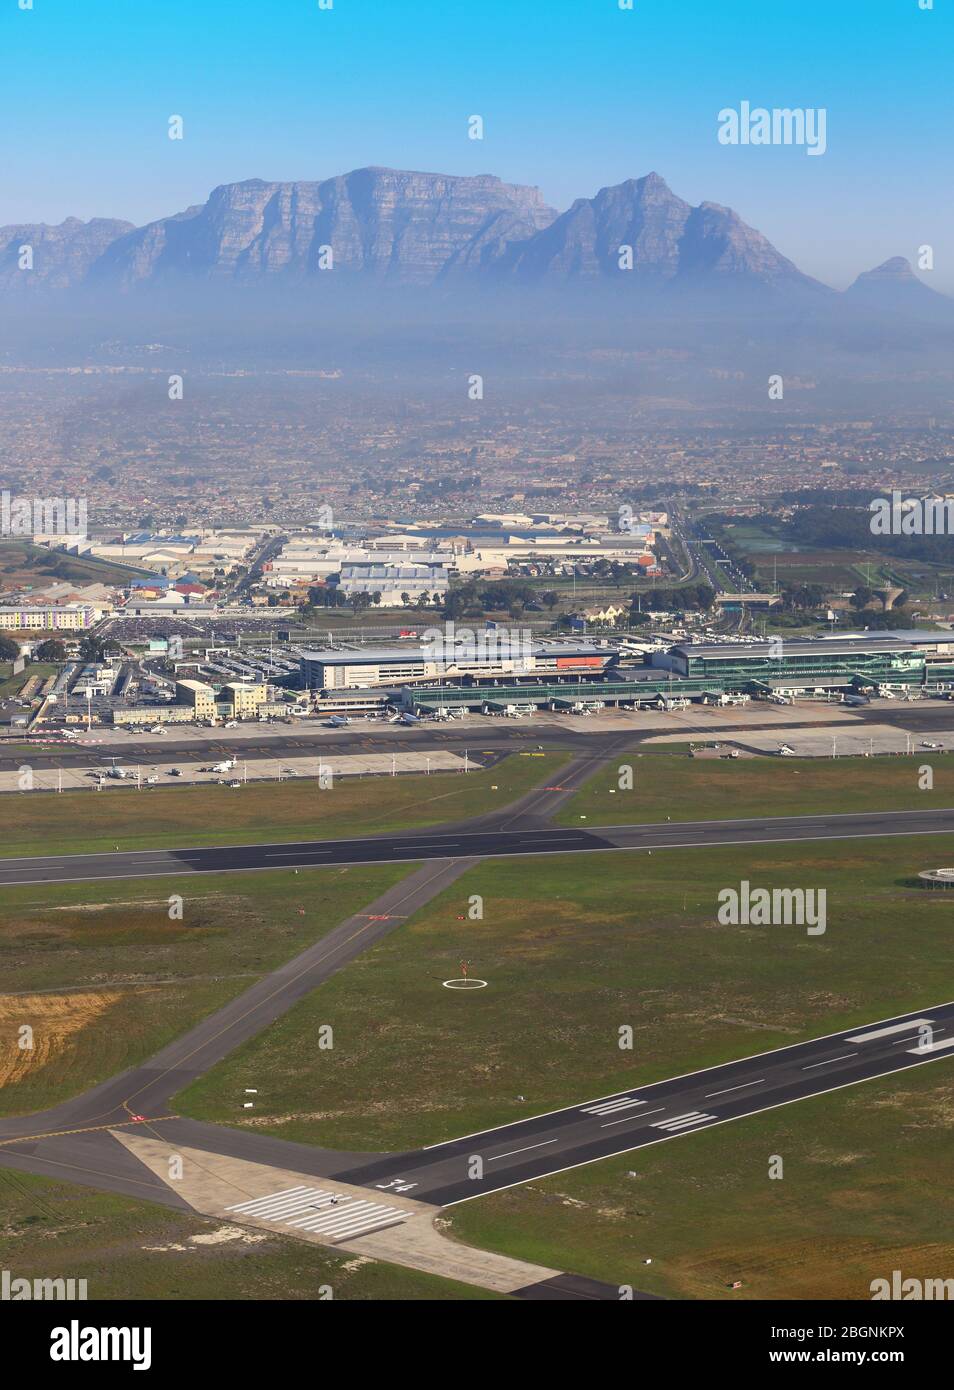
left=332, top=1003, right=954, bottom=1206
left=7, top=805, right=954, bottom=886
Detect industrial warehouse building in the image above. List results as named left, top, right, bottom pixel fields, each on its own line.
left=335, top=564, right=449, bottom=606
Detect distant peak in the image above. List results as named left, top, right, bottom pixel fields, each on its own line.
left=635, top=171, right=672, bottom=193
left=858, top=256, right=916, bottom=281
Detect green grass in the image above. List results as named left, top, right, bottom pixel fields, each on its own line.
left=0, top=752, right=570, bottom=858
left=175, top=837, right=954, bottom=1152
left=0, top=538, right=151, bottom=587
left=175, top=839, right=954, bottom=1300
left=0, top=1172, right=498, bottom=1300
left=0, top=864, right=411, bottom=1116
left=448, top=1065, right=954, bottom=1300
left=557, top=751, right=953, bottom=827
left=0, top=661, right=58, bottom=697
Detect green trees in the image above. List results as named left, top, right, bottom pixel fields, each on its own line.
left=630, top=582, right=715, bottom=614
left=34, top=638, right=67, bottom=661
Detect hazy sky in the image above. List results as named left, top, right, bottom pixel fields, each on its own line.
left=3, top=0, right=952, bottom=290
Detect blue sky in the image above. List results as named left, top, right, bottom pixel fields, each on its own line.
left=3, top=0, right=952, bottom=288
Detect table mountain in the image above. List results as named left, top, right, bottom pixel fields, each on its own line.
left=88, top=168, right=557, bottom=288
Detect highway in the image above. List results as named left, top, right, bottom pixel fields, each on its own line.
left=5, top=804, right=954, bottom=886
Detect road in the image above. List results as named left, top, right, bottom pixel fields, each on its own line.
left=5, top=804, right=954, bottom=886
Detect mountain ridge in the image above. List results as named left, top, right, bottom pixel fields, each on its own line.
left=0, top=168, right=947, bottom=314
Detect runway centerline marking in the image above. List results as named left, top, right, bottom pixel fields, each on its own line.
left=801, top=1052, right=859, bottom=1070
left=487, top=1139, right=557, bottom=1162
left=705, top=1078, right=765, bottom=1098
left=892, top=1027, right=945, bottom=1046
left=601, top=1106, right=666, bottom=1128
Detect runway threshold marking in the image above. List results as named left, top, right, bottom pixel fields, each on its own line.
left=225, top=1186, right=409, bottom=1241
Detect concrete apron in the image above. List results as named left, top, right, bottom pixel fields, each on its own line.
left=112, top=1130, right=560, bottom=1295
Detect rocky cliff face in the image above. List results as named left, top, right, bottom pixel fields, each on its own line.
left=1, top=171, right=942, bottom=315
left=499, top=172, right=824, bottom=294
left=0, top=216, right=134, bottom=291
left=90, top=169, right=557, bottom=287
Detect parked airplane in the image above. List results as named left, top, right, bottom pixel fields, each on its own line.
left=212, top=759, right=237, bottom=773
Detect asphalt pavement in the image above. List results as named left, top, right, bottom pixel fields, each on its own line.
left=5, top=804, right=954, bottom=886
left=330, top=1002, right=954, bottom=1205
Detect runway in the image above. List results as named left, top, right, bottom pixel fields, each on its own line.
left=6, top=998, right=953, bottom=1268
left=330, top=1001, right=954, bottom=1205
left=5, top=804, right=954, bottom=886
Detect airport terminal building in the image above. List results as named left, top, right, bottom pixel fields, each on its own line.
left=296, top=631, right=954, bottom=717
left=300, top=640, right=613, bottom=690
left=658, top=633, right=954, bottom=693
